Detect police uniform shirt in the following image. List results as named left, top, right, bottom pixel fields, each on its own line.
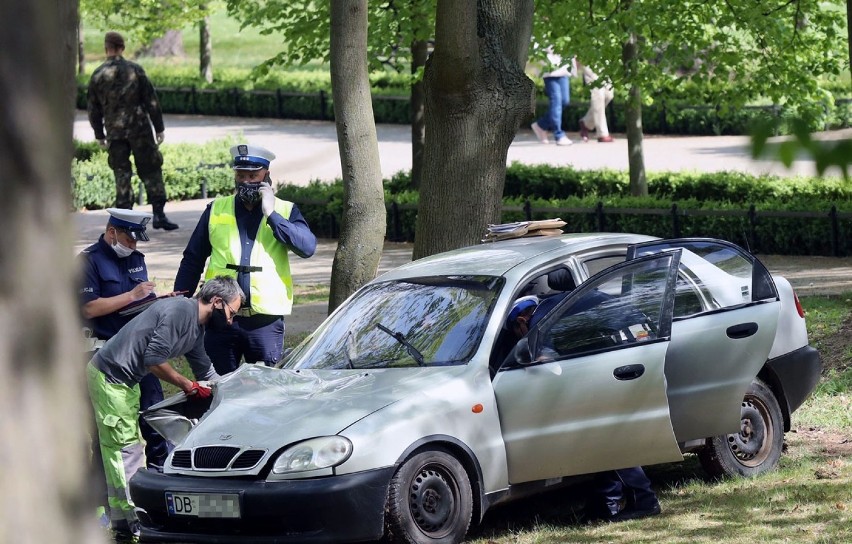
left=79, top=234, right=150, bottom=339
left=174, top=199, right=317, bottom=308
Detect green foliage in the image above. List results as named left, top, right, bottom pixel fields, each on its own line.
left=72, top=138, right=237, bottom=210
left=534, top=0, right=848, bottom=139
left=752, top=116, right=852, bottom=180
left=80, top=0, right=211, bottom=47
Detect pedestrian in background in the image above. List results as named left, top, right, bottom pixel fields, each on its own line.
left=87, top=31, right=179, bottom=230
left=174, top=144, right=317, bottom=375
left=531, top=47, right=576, bottom=146
left=577, top=58, right=615, bottom=143
left=87, top=276, right=238, bottom=541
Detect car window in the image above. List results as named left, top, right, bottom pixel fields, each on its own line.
left=582, top=255, right=625, bottom=277
left=630, top=240, right=776, bottom=311
left=534, top=257, right=672, bottom=359
left=282, top=275, right=503, bottom=370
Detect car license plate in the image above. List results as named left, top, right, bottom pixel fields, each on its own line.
left=165, top=492, right=241, bottom=518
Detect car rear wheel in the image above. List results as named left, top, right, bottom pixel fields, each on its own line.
left=698, top=378, right=784, bottom=478
left=385, top=448, right=473, bottom=544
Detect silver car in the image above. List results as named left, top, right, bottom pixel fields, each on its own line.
left=131, top=234, right=821, bottom=543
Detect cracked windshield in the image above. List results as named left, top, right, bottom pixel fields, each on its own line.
left=283, top=275, right=503, bottom=369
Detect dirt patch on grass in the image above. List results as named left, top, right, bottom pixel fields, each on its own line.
left=817, top=318, right=852, bottom=373
left=790, top=426, right=852, bottom=458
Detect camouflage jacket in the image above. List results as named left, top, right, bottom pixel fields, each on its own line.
left=87, top=56, right=165, bottom=141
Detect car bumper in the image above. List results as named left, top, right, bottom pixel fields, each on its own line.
left=130, top=466, right=395, bottom=543
left=766, top=344, right=822, bottom=418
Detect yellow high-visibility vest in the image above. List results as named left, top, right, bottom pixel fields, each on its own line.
left=205, top=195, right=294, bottom=315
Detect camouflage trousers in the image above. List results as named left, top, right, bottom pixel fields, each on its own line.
left=107, top=132, right=167, bottom=209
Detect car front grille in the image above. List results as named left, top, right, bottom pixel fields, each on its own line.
left=170, top=447, right=267, bottom=470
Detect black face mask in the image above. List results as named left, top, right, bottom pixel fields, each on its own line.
left=236, top=182, right=263, bottom=205
left=206, top=305, right=230, bottom=331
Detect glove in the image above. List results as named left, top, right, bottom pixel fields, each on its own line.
left=156, top=132, right=165, bottom=145
left=97, top=139, right=108, bottom=150
left=187, top=381, right=212, bottom=399
left=259, top=183, right=275, bottom=217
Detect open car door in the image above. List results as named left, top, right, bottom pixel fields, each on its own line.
left=627, top=239, right=781, bottom=442
left=493, top=252, right=683, bottom=484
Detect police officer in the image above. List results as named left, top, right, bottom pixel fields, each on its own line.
left=87, top=31, right=178, bottom=230
left=174, top=144, right=317, bottom=375
left=78, top=209, right=170, bottom=473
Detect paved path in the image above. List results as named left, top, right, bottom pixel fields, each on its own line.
left=73, top=111, right=852, bottom=186
left=72, top=113, right=852, bottom=334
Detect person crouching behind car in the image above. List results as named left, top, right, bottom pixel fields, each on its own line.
left=86, top=276, right=243, bottom=541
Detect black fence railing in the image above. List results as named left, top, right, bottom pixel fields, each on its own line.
left=298, top=199, right=850, bottom=257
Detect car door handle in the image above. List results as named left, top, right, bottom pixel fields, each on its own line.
left=726, top=322, right=758, bottom=339
left=613, top=364, right=645, bottom=381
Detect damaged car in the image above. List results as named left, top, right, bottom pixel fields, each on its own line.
left=130, top=233, right=821, bottom=543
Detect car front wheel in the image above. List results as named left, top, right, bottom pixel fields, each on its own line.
left=385, top=448, right=473, bottom=544
left=698, top=378, right=784, bottom=478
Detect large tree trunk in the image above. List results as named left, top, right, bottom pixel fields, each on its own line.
left=0, top=0, right=100, bottom=542
left=199, top=13, right=213, bottom=83
left=413, top=0, right=535, bottom=259
left=410, top=38, right=428, bottom=189
left=137, top=29, right=185, bottom=58
left=622, top=32, right=647, bottom=196
left=327, top=0, right=386, bottom=312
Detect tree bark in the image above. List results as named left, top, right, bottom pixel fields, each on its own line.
left=410, top=38, right=428, bottom=189
left=199, top=13, right=213, bottom=83
left=622, top=32, right=647, bottom=196
left=413, top=0, right=535, bottom=259
left=327, top=0, right=386, bottom=312
left=78, top=18, right=85, bottom=75
left=137, top=29, right=185, bottom=58
left=0, top=0, right=101, bottom=542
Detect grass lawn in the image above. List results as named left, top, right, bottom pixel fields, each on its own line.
left=81, top=6, right=312, bottom=71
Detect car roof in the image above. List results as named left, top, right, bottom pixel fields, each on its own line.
left=378, top=233, right=659, bottom=281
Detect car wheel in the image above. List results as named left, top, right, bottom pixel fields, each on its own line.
left=698, top=378, right=784, bottom=478
left=385, top=448, right=473, bottom=544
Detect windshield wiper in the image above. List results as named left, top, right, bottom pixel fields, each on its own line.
left=376, top=323, right=425, bottom=366
left=342, top=330, right=356, bottom=369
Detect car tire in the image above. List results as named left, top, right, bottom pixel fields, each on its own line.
left=385, top=448, right=473, bottom=544
left=698, top=378, right=784, bottom=478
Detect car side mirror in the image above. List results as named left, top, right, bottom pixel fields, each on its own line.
left=511, top=337, right=534, bottom=366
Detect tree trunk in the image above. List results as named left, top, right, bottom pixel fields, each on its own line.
left=199, top=13, right=213, bottom=83
left=413, top=0, right=535, bottom=260
left=622, top=32, right=647, bottom=196
left=78, top=18, right=85, bottom=75
left=0, top=0, right=100, bottom=542
left=847, top=0, right=852, bottom=93
left=410, top=38, right=428, bottom=189
left=137, top=29, right=185, bottom=58
left=327, top=0, right=386, bottom=312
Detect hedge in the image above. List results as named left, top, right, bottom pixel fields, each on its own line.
left=76, top=83, right=852, bottom=136
left=72, top=141, right=851, bottom=256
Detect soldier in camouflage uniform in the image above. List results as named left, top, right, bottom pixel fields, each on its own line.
left=87, top=31, right=178, bottom=230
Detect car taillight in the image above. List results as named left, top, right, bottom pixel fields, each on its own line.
left=793, top=291, right=805, bottom=318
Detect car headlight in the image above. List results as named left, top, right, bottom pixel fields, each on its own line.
left=272, top=436, right=353, bottom=475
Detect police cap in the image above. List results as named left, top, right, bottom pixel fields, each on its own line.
left=230, top=144, right=276, bottom=171
left=107, top=208, right=152, bottom=241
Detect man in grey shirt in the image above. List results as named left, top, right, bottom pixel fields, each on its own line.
left=87, top=276, right=244, bottom=541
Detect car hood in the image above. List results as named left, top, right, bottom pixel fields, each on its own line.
left=156, top=363, right=464, bottom=452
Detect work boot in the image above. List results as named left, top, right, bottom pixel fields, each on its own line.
left=151, top=202, right=178, bottom=230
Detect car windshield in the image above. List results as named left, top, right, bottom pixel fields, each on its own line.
left=281, top=275, right=504, bottom=370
